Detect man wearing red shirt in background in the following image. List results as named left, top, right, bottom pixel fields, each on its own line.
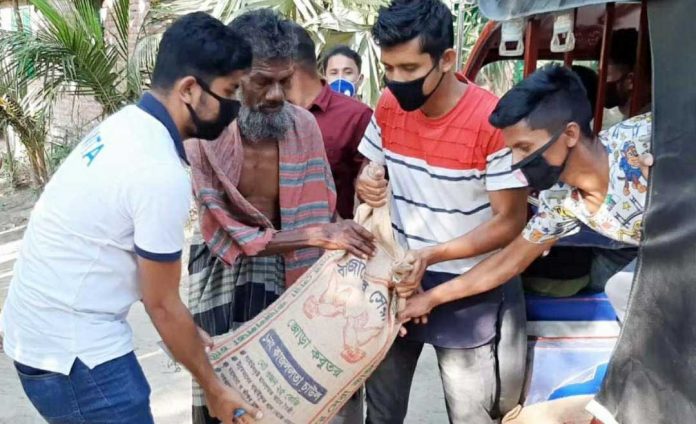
left=284, top=21, right=373, bottom=424
left=286, top=22, right=372, bottom=220
left=356, top=1, right=529, bottom=422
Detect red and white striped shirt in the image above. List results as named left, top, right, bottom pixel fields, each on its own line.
left=359, top=76, right=527, bottom=275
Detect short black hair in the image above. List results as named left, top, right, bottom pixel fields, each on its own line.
left=285, top=21, right=317, bottom=72
left=571, top=65, right=599, bottom=115
left=229, top=9, right=295, bottom=63
left=489, top=64, right=593, bottom=138
left=610, top=29, right=639, bottom=70
left=372, top=0, right=454, bottom=60
left=151, top=12, right=251, bottom=90
left=321, top=45, right=362, bottom=73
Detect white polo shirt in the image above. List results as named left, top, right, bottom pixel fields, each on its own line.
left=1, top=93, right=191, bottom=374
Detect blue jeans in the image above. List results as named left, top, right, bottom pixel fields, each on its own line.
left=14, top=352, right=153, bottom=424
left=589, top=247, right=637, bottom=292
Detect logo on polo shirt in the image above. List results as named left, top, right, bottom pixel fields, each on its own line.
left=80, top=129, right=105, bottom=166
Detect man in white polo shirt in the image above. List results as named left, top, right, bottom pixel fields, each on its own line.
left=1, top=13, right=261, bottom=424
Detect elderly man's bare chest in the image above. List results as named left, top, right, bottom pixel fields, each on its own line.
left=238, top=140, right=280, bottom=226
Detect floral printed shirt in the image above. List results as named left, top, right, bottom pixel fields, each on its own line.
left=523, top=113, right=652, bottom=246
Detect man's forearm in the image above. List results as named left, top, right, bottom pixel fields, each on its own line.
left=429, top=251, right=524, bottom=307
left=257, top=226, right=323, bottom=256
left=428, top=236, right=552, bottom=307
left=146, top=300, right=224, bottom=395
left=423, top=211, right=526, bottom=267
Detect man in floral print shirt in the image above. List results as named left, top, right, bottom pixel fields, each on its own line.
left=524, top=113, right=650, bottom=246
left=399, top=65, right=653, bottom=325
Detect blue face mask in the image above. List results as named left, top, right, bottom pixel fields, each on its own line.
left=329, top=79, right=356, bottom=97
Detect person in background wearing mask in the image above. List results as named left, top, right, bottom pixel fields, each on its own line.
left=185, top=10, right=376, bottom=424
left=399, top=64, right=654, bottom=356
left=603, top=29, right=652, bottom=128
left=285, top=24, right=372, bottom=221
left=322, top=45, right=364, bottom=98
left=355, top=1, right=529, bottom=422
left=572, top=65, right=599, bottom=113
left=0, top=13, right=261, bottom=424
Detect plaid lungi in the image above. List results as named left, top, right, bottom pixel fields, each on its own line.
left=188, top=242, right=285, bottom=424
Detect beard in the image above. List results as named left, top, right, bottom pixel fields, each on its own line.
left=237, top=101, right=292, bottom=142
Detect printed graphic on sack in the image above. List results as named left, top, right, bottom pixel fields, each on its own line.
left=208, top=164, right=408, bottom=423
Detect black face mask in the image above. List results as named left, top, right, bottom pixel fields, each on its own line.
left=605, top=75, right=629, bottom=109
left=384, top=64, right=445, bottom=112
left=187, top=78, right=241, bottom=140
left=512, top=132, right=567, bottom=191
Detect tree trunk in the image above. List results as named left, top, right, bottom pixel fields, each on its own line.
left=34, top=149, right=48, bottom=188
left=26, top=142, right=48, bottom=189
left=1, top=126, right=19, bottom=186
left=12, top=0, right=24, bottom=33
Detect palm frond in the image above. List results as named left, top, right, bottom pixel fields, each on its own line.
left=0, top=95, right=36, bottom=143
left=212, top=0, right=249, bottom=21
left=13, top=0, right=126, bottom=114
left=110, top=0, right=133, bottom=62
left=124, top=31, right=161, bottom=101
left=72, top=0, right=106, bottom=48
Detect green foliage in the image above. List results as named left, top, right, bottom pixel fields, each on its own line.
left=455, top=2, right=488, bottom=64
left=46, top=139, right=77, bottom=174
left=148, top=1, right=492, bottom=106
left=1, top=140, right=20, bottom=187
left=148, top=0, right=389, bottom=105
left=0, top=57, right=50, bottom=187
left=0, top=0, right=157, bottom=187
left=1, top=0, right=157, bottom=115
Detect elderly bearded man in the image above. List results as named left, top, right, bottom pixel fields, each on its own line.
left=185, top=9, right=376, bottom=424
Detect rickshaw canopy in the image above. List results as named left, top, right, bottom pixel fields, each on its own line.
left=477, top=0, right=641, bottom=21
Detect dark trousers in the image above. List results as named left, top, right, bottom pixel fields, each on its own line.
left=365, top=338, right=498, bottom=424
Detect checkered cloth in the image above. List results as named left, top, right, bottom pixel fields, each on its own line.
left=189, top=245, right=284, bottom=415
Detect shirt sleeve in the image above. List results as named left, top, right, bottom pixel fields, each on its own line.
left=522, top=187, right=581, bottom=244
left=349, top=107, right=372, bottom=177
left=632, top=113, right=652, bottom=155
left=484, top=130, right=528, bottom=191
left=127, top=163, right=192, bottom=262
left=357, top=113, right=386, bottom=166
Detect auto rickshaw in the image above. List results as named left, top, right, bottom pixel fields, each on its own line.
left=459, top=1, right=696, bottom=423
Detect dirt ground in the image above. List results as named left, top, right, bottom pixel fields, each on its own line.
left=0, top=180, right=34, bottom=234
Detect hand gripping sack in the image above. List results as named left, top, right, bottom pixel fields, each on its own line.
left=208, top=164, right=407, bottom=423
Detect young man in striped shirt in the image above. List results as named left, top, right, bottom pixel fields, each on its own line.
left=356, top=1, right=529, bottom=423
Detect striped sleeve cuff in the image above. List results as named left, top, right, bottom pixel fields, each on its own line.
left=485, top=148, right=528, bottom=191
left=135, top=245, right=182, bottom=262
left=357, top=116, right=386, bottom=165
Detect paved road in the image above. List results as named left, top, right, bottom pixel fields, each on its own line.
left=0, top=225, right=447, bottom=423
